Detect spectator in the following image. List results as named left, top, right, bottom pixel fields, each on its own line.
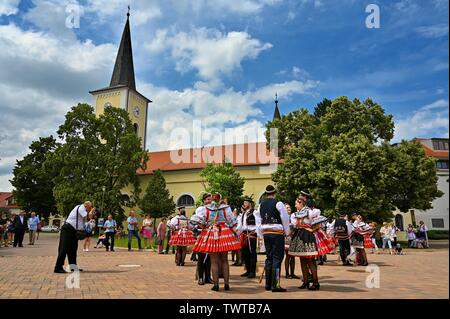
left=94, top=233, right=106, bottom=248
left=127, top=210, right=142, bottom=251
left=103, top=214, right=116, bottom=252
left=418, top=221, right=429, bottom=248
left=36, top=219, right=42, bottom=240
left=0, top=212, right=8, bottom=247
left=165, top=215, right=175, bottom=254
left=157, top=217, right=167, bottom=254
left=142, top=214, right=154, bottom=250
left=391, top=224, right=400, bottom=247
left=6, top=213, right=15, bottom=246
left=13, top=211, right=28, bottom=248
left=83, top=217, right=96, bottom=252
left=406, top=224, right=417, bottom=248
left=27, top=212, right=40, bottom=245
left=380, top=222, right=393, bottom=255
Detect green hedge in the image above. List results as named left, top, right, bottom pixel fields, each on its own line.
left=427, top=230, right=449, bottom=240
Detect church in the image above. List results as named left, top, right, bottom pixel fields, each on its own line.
left=90, top=12, right=280, bottom=217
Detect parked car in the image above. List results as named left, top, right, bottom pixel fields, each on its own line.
left=41, top=225, right=60, bottom=233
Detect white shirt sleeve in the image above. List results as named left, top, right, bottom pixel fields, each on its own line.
left=236, top=213, right=243, bottom=234
left=78, top=205, right=88, bottom=218
left=276, top=202, right=290, bottom=236
left=347, top=221, right=354, bottom=235
left=225, top=206, right=236, bottom=228
left=254, top=208, right=263, bottom=237
left=290, top=213, right=297, bottom=225
left=169, top=216, right=178, bottom=228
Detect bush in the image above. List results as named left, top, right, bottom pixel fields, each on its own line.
left=427, top=230, right=449, bottom=240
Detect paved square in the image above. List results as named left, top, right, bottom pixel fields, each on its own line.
left=0, top=233, right=448, bottom=299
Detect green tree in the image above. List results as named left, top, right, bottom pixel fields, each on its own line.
left=267, top=96, right=442, bottom=222
left=10, top=136, right=59, bottom=220
left=46, top=103, right=147, bottom=224
left=138, top=169, right=176, bottom=228
left=199, top=162, right=245, bottom=210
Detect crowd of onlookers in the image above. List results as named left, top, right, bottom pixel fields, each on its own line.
left=0, top=211, right=43, bottom=248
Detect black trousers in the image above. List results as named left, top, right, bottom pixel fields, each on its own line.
left=55, top=224, right=78, bottom=270
left=338, top=239, right=351, bottom=264
left=263, top=234, right=285, bottom=270
left=242, top=234, right=257, bottom=273
left=105, top=232, right=115, bottom=251
left=13, top=229, right=25, bottom=247
left=197, top=252, right=211, bottom=280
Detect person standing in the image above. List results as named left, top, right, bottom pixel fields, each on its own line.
left=169, top=206, right=196, bottom=265
left=255, top=185, right=290, bottom=292
left=156, top=217, right=167, bottom=254
left=369, top=222, right=379, bottom=254
left=329, top=213, right=353, bottom=266
left=27, top=212, right=40, bottom=245
left=83, top=217, right=96, bottom=252
left=350, top=214, right=374, bottom=266
left=127, top=210, right=142, bottom=251
left=103, top=214, right=116, bottom=252
left=380, top=222, right=393, bottom=254
left=142, top=214, right=154, bottom=250
left=13, top=211, right=28, bottom=247
left=236, top=197, right=258, bottom=279
left=165, top=215, right=175, bottom=254
left=391, top=224, right=399, bottom=247
left=284, top=204, right=299, bottom=279
left=418, top=221, right=429, bottom=248
left=406, top=224, right=417, bottom=248
left=0, top=213, right=8, bottom=247
left=231, top=207, right=243, bottom=266
left=54, top=201, right=96, bottom=273
left=6, top=213, right=15, bottom=246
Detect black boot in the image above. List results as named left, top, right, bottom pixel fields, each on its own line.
left=271, top=268, right=287, bottom=292
left=264, top=267, right=272, bottom=291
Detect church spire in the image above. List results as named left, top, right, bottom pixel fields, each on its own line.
left=273, top=93, right=281, bottom=120
left=110, top=8, right=136, bottom=90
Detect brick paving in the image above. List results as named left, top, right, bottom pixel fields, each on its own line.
left=0, top=233, right=448, bottom=299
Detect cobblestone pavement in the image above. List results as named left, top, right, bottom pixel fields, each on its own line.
left=0, top=234, right=448, bottom=299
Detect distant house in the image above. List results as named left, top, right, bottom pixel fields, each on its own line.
left=393, top=138, right=449, bottom=232
left=0, top=192, right=21, bottom=215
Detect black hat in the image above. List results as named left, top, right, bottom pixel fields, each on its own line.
left=242, top=196, right=254, bottom=203
left=300, top=190, right=311, bottom=197
left=265, top=185, right=276, bottom=194
left=202, top=192, right=212, bottom=201
left=177, top=206, right=185, bottom=210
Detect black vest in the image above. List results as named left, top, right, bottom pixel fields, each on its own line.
left=242, top=209, right=256, bottom=226
left=260, top=198, right=282, bottom=225
left=334, top=218, right=349, bottom=240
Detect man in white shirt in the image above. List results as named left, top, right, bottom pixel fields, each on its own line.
left=255, top=185, right=290, bottom=292
left=54, top=201, right=95, bottom=273
left=236, top=196, right=258, bottom=278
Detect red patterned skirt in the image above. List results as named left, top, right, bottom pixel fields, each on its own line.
left=314, top=229, right=335, bottom=256
left=364, top=235, right=375, bottom=249
left=169, top=228, right=196, bottom=246
left=193, top=223, right=241, bottom=253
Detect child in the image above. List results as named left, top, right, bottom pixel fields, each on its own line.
left=394, top=243, right=404, bottom=255
left=94, top=234, right=106, bottom=248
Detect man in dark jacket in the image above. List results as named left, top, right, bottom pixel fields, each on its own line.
left=13, top=211, right=28, bottom=247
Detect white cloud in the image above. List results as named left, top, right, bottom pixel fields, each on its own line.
left=393, top=99, right=449, bottom=142
left=145, top=27, right=273, bottom=80
left=0, top=0, right=20, bottom=16
left=415, top=24, right=449, bottom=38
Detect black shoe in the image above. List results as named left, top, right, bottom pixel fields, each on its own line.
left=224, top=284, right=230, bottom=291
left=211, top=284, right=219, bottom=291
left=272, top=287, right=287, bottom=292
left=247, top=272, right=256, bottom=279
left=240, top=272, right=250, bottom=277
left=343, top=262, right=352, bottom=266
left=205, top=278, right=214, bottom=284
left=308, top=283, right=320, bottom=291
left=285, top=274, right=291, bottom=279
left=54, top=268, right=67, bottom=274
left=198, top=278, right=205, bottom=285
left=298, top=282, right=309, bottom=289
left=180, top=262, right=185, bottom=266
left=318, top=261, right=324, bottom=265
left=291, top=274, right=301, bottom=279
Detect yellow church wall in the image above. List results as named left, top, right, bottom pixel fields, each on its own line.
left=127, top=91, right=148, bottom=149
left=93, top=91, right=123, bottom=116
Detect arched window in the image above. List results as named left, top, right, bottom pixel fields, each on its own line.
left=133, top=123, right=139, bottom=135
left=395, top=214, right=404, bottom=231
left=177, top=194, right=195, bottom=207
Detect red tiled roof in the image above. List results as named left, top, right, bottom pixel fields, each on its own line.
left=0, top=192, right=19, bottom=209
left=138, top=142, right=282, bottom=175
left=421, top=144, right=449, bottom=158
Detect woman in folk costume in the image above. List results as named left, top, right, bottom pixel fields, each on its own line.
left=350, top=213, right=374, bottom=266
left=288, top=192, right=334, bottom=290
left=168, top=206, right=197, bottom=266
left=192, top=192, right=241, bottom=292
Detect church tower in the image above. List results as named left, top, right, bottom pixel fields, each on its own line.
left=89, top=9, right=151, bottom=150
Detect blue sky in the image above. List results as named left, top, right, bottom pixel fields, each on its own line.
left=0, top=0, right=448, bottom=191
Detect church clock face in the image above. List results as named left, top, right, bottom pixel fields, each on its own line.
left=133, top=106, right=140, bottom=118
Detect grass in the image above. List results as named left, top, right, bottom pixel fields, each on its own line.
left=93, top=234, right=170, bottom=250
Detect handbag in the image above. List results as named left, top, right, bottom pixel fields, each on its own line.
left=75, top=205, right=89, bottom=241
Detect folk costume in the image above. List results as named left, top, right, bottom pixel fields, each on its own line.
left=351, top=217, right=374, bottom=266
left=169, top=207, right=196, bottom=266
left=255, top=185, right=290, bottom=292
left=191, top=193, right=240, bottom=291
left=328, top=215, right=353, bottom=266
left=236, top=197, right=258, bottom=279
